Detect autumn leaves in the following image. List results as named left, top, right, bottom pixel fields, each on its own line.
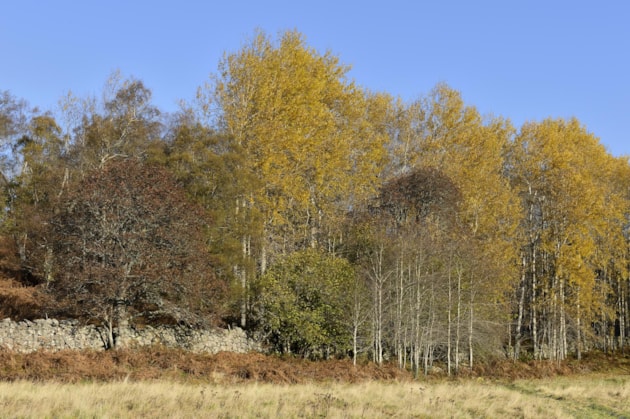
left=1, top=30, right=628, bottom=362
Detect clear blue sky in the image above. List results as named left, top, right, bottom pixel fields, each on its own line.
left=2, top=0, right=628, bottom=156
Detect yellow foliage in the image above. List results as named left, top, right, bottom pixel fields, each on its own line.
left=513, top=118, right=627, bottom=322
left=208, top=30, right=389, bottom=250
left=391, top=84, right=520, bottom=295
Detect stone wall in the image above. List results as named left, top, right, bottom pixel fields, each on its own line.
left=0, top=318, right=261, bottom=354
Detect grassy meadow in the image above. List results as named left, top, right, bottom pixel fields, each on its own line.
left=1, top=374, right=629, bottom=418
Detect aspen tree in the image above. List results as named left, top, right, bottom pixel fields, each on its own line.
left=512, top=118, right=622, bottom=359
left=209, top=30, right=387, bottom=267
left=393, top=84, right=518, bottom=366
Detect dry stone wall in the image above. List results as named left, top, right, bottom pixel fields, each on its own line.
left=0, top=318, right=261, bottom=354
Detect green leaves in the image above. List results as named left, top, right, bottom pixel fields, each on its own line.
left=254, top=249, right=355, bottom=356
left=1, top=33, right=629, bottom=361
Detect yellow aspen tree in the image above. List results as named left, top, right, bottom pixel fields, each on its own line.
left=394, top=84, right=519, bottom=365
left=512, top=118, right=622, bottom=359
left=614, top=157, right=630, bottom=352
left=208, top=30, right=388, bottom=268
left=387, top=97, right=424, bottom=176
left=590, top=155, right=630, bottom=354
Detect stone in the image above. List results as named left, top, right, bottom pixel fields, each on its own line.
left=0, top=317, right=261, bottom=354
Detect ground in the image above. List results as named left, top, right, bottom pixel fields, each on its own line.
left=0, top=346, right=628, bottom=384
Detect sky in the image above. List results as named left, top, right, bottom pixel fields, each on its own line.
left=2, top=0, right=629, bottom=156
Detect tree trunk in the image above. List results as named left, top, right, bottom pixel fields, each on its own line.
left=240, top=268, right=247, bottom=328
left=424, top=291, right=436, bottom=376
left=396, top=257, right=404, bottom=369
left=514, top=252, right=527, bottom=360
left=239, top=234, right=251, bottom=328
left=532, top=244, right=539, bottom=359
left=617, top=284, right=628, bottom=355
left=551, top=273, right=558, bottom=361
left=105, top=317, right=115, bottom=350
left=447, top=269, right=452, bottom=376
left=260, top=243, right=267, bottom=275
left=468, top=272, right=474, bottom=370
left=352, top=323, right=358, bottom=366
left=376, top=280, right=383, bottom=365
left=114, top=303, right=129, bottom=350
left=559, top=276, right=567, bottom=361
left=371, top=245, right=386, bottom=365
left=413, top=259, right=423, bottom=379
left=576, top=287, right=582, bottom=360
left=455, top=267, right=462, bottom=374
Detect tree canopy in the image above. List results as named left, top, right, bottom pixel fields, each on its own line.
left=1, top=29, right=629, bottom=366
left=48, top=159, right=225, bottom=348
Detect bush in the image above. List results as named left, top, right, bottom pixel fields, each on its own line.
left=253, top=249, right=355, bottom=358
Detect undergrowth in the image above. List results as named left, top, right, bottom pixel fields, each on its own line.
left=0, top=347, right=628, bottom=384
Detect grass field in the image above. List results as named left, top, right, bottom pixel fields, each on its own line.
left=1, top=349, right=629, bottom=417
left=1, top=374, right=629, bottom=418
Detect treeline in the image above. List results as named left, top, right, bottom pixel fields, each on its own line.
left=1, top=30, right=629, bottom=374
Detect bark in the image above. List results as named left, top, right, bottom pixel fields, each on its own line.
left=617, top=279, right=628, bottom=354
left=239, top=233, right=251, bottom=328
left=396, top=257, right=404, bottom=369
left=532, top=244, right=539, bottom=359
left=576, top=287, right=582, bottom=360
left=468, top=271, right=474, bottom=370
left=370, top=245, right=386, bottom=365
left=352, top=324, right=358, bottom=366
left=447, top=268, right=452, bottom=376
left=514, top=253, right=527, bottom=360
left=260, top=243, right=267, bottom=275
left=455, top=267, right=462, bottom=373
left=560, top=276, right=567, bottom=361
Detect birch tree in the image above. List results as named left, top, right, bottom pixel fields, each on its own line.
left=206, top=30, right=387, bottom=266
left=511, top=118, right=623, bottom=359
left=390, top=84, right=518, bottom=365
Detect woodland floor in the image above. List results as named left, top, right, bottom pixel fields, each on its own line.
left=0, top=346, right=629, bottom=384
left=2, top=275, right=630, bottom=384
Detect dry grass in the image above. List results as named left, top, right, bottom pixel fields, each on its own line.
left=0, top=276, right=44, bottom=319
left=0, top=348, right=410, bottom=383
left=1, top=346, right=630, bottom=417
left=2, top=347, right=629, bottom=384
left=0, top=375, right=629, bottom=418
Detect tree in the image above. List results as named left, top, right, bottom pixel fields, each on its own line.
left=58, top=71, right=162, bottom=173
left=47, top=159, right=225, bottom=348
left=346, top=167, right=476, bottom=373
left=510, top=118, right=623, bottom=359
left=0, top=90, right=29, bottom=155
left=0, top=91, right=30, bottom=210
left=380, top=167, right=462, bottom=227
left=383, top=85, right=518, bottom=368
left=161, top=111, right=263, bottom=328
left=207, top=30, right=388, bottom=269
left=253, top=249, right=355, bottom=358
left=9, top=114, right=67, bottom=282
left=380, top=167, right=463, bottom=373
left=604, top=156, right=630, bottom=354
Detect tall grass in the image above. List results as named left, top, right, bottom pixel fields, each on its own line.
left=0, top=375, right=628, bottom=418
